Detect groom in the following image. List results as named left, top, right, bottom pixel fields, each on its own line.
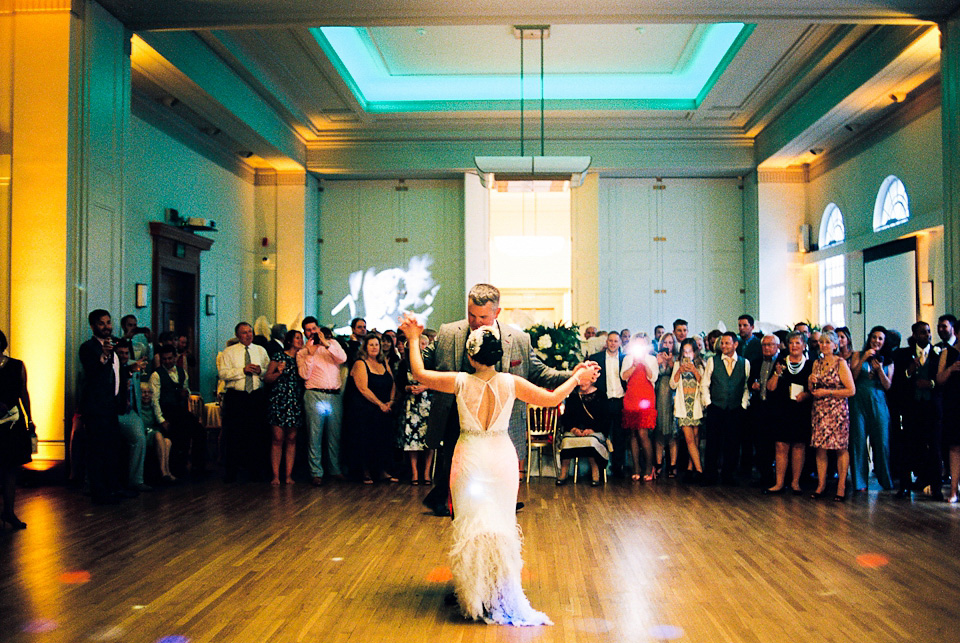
left=421, top=283, right=598, bottom=516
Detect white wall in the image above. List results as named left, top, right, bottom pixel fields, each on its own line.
left=125, top=114, right=257, bottom=398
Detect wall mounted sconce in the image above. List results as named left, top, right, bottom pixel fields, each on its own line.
left=135, top=283, right=148, bottom=308
left=920, top=281, right=934, bottom=307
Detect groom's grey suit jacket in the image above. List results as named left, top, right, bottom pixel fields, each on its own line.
left=422, top=319, right=570, bottom=452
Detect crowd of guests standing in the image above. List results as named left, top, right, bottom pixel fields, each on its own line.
left=3, top=303, right=958, bottom=527
left=573, top=313, right=960, bottom=503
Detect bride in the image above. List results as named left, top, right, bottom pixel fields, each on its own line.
left=399, top=313, right=594, bottom=625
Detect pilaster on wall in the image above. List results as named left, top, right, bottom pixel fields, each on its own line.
left=255, top=169, right=307, bottom=330
left=8, top=4, right=75, bottom=459
left=942, top=16, right=960, bottom=313
left=463, top=173, right=490, bottom=299
left=755, top=168, right=809, bottom=328
left=571, top=173, right=599, bottom=328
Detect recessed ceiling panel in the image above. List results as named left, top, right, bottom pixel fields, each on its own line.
left=312, top=23, right=753, bottom=112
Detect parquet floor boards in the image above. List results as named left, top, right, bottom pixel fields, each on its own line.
left=2, top=478, right=959, bottom=643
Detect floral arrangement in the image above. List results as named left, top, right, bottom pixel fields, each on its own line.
left=525, top=322, right=583, bottom=371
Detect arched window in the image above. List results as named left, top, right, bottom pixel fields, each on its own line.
left=873, top=175, right=909, bottom=232
left=818, top=203, right=845, bottom=248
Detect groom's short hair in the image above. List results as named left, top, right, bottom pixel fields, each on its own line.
left=468, top=283, right=500, bottom=307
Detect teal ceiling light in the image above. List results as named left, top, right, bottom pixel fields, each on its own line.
left=312, top=22, right=753, bottom=113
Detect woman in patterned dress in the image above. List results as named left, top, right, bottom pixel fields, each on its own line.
left=397, top=333, right=433, bottom=485
left=670, top=337, right=705, bottom=481
left=808, top=329, right=856, bottom=501
left=264, top=329, right=305, bottom=485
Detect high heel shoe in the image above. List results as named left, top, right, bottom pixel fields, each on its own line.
left=1, top=513, right=26, bottom=530
left=643, top=470, right=657, bottom=482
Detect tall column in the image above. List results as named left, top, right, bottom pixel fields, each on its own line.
left=570, top=173, right=599, bottom=327
left=6, top=1, right=129, bottom=461
left=942, top=16, right=960, bottom=313
left=8, top=3, right=75, bottom=460
left=254, top=169, right=307, bottom=330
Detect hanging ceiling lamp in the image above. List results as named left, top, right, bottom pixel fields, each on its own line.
left=474, top=25, right=591, bottom=188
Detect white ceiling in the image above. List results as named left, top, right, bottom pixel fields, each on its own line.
left=100, top=0, right=959, bottom=178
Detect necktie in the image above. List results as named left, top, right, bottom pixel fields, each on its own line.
left=724, top=356, right=735, bottom=376
left=244, top=346, right=254, bottom=392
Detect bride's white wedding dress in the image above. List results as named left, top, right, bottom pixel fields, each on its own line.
left=449, top=372, right=551, bottom=626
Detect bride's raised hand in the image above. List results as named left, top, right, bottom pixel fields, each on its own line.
left=398, top=312, right=424, bottom=340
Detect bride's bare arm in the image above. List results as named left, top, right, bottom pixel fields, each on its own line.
left=399, top=314, right=456, bottom=394
left=513, top=370, right=590, bottom=407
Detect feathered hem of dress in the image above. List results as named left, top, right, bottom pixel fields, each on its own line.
left=449, top=519, right=552, bottom=626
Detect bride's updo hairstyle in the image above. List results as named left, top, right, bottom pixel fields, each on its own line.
left=466, top=325, right=503, bottom=367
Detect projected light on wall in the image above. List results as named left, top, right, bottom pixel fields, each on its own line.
left=330, top=254, right=440, bottom=333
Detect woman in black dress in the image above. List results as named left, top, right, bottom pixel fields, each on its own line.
left=763, top=332, right=813, bottom=495
left=264, top=329, right=305, bottom=485
left=346, top=335, right=396, bottom=484
left=936, top=343, right=960, bottom=503
left=0, top=330, right=33, bottom=529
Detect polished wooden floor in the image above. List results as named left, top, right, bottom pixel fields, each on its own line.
left=2, top=474, right=959, bottom=643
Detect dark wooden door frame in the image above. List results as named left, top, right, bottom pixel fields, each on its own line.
left=149, top=223, right=214, bottom=376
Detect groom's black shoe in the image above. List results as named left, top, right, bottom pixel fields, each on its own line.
left=515, top=502, right=524, bottom=512
left=423, top=497, right=450, bottom=517
left=444, top=592, right=458, bottom=606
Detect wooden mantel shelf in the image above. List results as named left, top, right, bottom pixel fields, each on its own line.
left=149, top=222, right=215, bottom=251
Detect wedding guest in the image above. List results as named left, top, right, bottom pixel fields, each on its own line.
left=556, top=376, right=610, bottom=486
left=891, top=322, right=942, bottom=499
left=670, top=338, right=705, bottom=481
left=836, top=327, right=854, bottom=364
left=397, top=333, right=434, bottom=485
left=0, top=330, right=33, bottom=529
left=298, top=320, right=347, bottom=486
left=620, top=328, right=632, bottom=346
left=345, top=317, right=367, bottom=367
left=345, top=334, right=397, bottom=483
left=150, top=345, right=206, bottom=477
left=849, top=326, right=894, bottom=492
left=264, top=330, right=305, bottom=485
left=621, top=336, right=658, bottom=481
left=763, top=332, right=812, bottom=494
left=672, top=319, right=689, bottom=347
left=809, top=330, right=856, bottom=501
left=590, top=330, right=626, bottom=477
left=936, top=314, right=957, bottom=349
left=115, top=340, right=151, bottom=492
left=218, top=322, right=270, bottom=482
left=139, top=382, right=175, bottom=483
left=652, top=325, right=665, bottom=352
left=381, top=330, right=401, bottom=375
left=701, top=332, right=750, bottom=485
left=737, top=314, right=761, bottom=364
left=936, top=338, right=960, bottom=502
left=747, top=334, right=780, bottom=486
left=79, top=310, right=127, bottom=504
left=653, top=332, right=678, bottom=477
left=704, top=330, right=722, bottom=359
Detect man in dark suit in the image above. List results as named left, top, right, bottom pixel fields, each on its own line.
left=79, top=309, right=130, bottom=504
left=421, top=284, right=598, bottom=516
left=589, top=332, right=626, bottom=477
left=891, top=321, right=943, bottom=500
